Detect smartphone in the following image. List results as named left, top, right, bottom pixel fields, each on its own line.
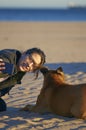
left=2, top=62, right=14, bottom=75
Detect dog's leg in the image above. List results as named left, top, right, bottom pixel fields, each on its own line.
left=20, top=93, right=50, bottom=114
left=71, top=102, right=86, bottom=119
left=20, top=103, right=49, bottom=114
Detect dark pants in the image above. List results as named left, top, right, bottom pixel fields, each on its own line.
left=0, top=98, right=7, bottom=111
left=0, top=87, right=12, bottom=112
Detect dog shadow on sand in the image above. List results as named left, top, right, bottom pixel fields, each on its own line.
left=1, top=106, right=86, bottom=130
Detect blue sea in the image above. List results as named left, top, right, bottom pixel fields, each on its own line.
left=0, top=8, right=86, bottom=21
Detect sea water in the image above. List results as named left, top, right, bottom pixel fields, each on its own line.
left=0, top=8, right=86, bottom=21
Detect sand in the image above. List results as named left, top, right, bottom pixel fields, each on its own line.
left=0, top=22, right=86, bottom=130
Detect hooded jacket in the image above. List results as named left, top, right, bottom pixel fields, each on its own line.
left=0, top=49, right=26, bottom=97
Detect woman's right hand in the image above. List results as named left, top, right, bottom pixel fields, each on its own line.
left=0, top=58, right=5, bottom=71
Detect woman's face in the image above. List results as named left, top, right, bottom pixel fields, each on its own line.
left=18, top=53, right=41, bottom=72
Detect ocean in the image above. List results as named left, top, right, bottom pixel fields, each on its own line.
left=0, top=8, right=86, bottom=21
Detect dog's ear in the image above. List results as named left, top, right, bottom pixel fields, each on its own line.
left=56, top=67, right=63, bottom=73
left=40, top=66, right=49, bottom=75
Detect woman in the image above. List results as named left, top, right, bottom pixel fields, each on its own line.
left=0, top=47, right=46, bottom=112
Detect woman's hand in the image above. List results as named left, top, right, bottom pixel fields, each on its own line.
left=0, top=59, right=5, bottom=71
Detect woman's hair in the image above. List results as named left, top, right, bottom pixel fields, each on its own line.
left=25, top=47, right=46, bottom=78
left=25, top=47, right=46, bottom=66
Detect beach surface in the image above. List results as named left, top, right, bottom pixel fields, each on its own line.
left=0, top=22, right=86, bottom=130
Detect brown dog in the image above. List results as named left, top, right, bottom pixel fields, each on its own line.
left=21, top=67, right=86, bottom=119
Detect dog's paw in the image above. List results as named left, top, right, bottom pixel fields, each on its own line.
left=20, top=104, right=33, bottom=111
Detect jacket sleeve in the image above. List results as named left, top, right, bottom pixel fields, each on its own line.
left=0, top=49, right=16, bottom=63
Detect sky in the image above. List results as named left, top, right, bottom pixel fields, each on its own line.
left=0, top=0, right=86, bottom=8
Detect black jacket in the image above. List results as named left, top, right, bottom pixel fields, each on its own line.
left=0, top=49, right=26, bottom=97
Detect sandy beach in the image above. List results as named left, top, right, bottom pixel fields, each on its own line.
left=0, top=22, right=86, bottom=130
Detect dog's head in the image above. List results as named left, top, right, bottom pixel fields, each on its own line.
left=40, top=66, right=65, bottom=84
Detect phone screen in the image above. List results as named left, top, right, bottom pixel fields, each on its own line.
left=2, top=62, right=14, bottom=75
